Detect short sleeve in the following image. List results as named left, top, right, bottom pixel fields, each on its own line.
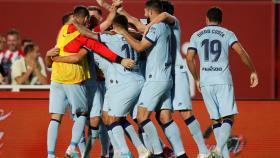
left=188, top=34, right=198, bottom=52
left=99, top=34, right=110, bottom=44
left=228, top=32, right=238, bottom=48
left=145, top=24, right=160, bottom=44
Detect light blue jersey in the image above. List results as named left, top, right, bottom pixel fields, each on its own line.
left=170, top=16, right=188, bottom=72
left=188, top=25, right=238, bottom=87
left=98, top=33, right=144, bottom=85
left=144, top=22, right=172, bottom=81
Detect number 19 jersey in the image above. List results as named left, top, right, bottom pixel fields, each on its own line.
left=188, top=25, right=238, bottom=87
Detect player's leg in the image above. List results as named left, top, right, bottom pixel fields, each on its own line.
left=173, top=71, right=208, bottom=156
left=99, top=121, right=110, bottom=158
left=136, top=81, right=170, bottom=156
left=47, top=81, right=67, bottom=158
left=156, top=93, right=188, bottom=158
left=120, top=118, right=150, bottom=158
left=64, top=83, right=88, bottom=157
left=215, top=85, right=238, bottom=157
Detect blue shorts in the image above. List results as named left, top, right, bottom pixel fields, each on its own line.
left=87, top=81, right=106, bottom=118
left=201, top=84, right=238, bottom=120
left=105, top=80, right=144, bottom=117
left=172, top=70, right=192, bottom=111
left=49, top=81, right=88, bottom=115
left=137, top=80, right=173, bottom=112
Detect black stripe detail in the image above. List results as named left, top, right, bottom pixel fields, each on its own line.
left=187, top=47, right=197, bottom=53
left=108, top=122, right=120, bottom=130
left=145, top=36, right=155, bottom=44
left=162, top=120, right=174, bottom=129
left=115, top=56, right=123, bottom=64
left=120, top=120, right=131, bottom=129
left=212, top=122, right=222, bottom=129
left=230, top=41, right=238, bottom=48
left=98, top=33, right=101, bottom=42
left=223, top=119, right=233, bottom=126
left=51, top=119, right=61, bottom=124
left=140, top=119, right=151, bottom=128
left=89, top=126, right=99, bottom=130
left=185, top=116, right=195, bottom=125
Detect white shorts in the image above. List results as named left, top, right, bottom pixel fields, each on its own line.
left=201, top=84, right=238, bottom=120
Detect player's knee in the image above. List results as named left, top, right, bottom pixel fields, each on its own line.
left=212, top=119, right=222, bottom=125
left=51, top=113, right=63, bottom=121
left=159, top=109, right=172, bottom=125
left=90, top=117, right=100, bottom=127
left=136, top=106, right=150, bottom=124
left=102, top=112, right=110, bottom=125
left=223, top=115, right=235, bottom=126
left=179, top=110, right=193, bottom=120
left=108, top=116, right=120, bottom=125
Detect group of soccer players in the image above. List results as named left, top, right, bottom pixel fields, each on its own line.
left=45, top=0, right=259, bottom=158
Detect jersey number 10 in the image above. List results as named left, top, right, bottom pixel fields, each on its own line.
left=201, top=39, right=222, bottom=62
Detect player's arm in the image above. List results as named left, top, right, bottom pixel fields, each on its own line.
left=117, top=8, right=146, bottom=33
left=99, top=3, right=117, bottom=32
left=232, top=42, right=259, bottom=87
left=71, top=20, right=99, bottom=40
left=44, top=47, right=59, bottom=68
left=115, top=26, right=152, bottom=52
left=186, top=49, right=201, bottom=92
left=52, top=48, right=87, bottom=64
left=147, top=12, right=175, bottom=29
left=85, top=39, right=135, bottom=69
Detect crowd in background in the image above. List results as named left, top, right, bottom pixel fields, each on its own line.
left=0, top=29, right=48, bottom=85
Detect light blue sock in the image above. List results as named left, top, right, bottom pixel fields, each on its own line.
left=99, top=122, right=110, bottom=157
left=108, top=129, right=120, bottom=152
left=78, top=131, right=86, bottom=155
left=122, top=120, right=143, bottom=148
left=217, top=119, right=233, bottom=152
left=163, top=120, right=185, bottom=156
left=140, top=119, right=163, bottom=155
left=185, top=116, right=208, bottom=154
left=70, top=115, right=87, bottom=150
left=47, top=119, right=60, bottom=157
left=110, top=122, right=130, bottom=153
left=84, top=126, right=99, bottom=157
left=139, top=128, right=153, bottom=152
left=213, top=122, right=230, bottom=157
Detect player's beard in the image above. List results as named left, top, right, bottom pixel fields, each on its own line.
left=147, top=18, right=150, bottom=24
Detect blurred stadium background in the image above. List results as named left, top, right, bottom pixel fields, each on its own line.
left=0, top=0, right=279, bottom=157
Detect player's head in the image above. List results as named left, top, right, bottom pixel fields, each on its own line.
left=62, top=12, right=74, bottom=25
left=88, top=6, right=103, bottom=23
left=161, top=0, right=174, bottom=15
left=73, top=6, right=90, bottom=25
left=113, top=15, right=129, bottom=31
left=144, top=0, right=163, bottom=20
left=206, top=7, right=223, bottom=24
left=6, top=28, right=20, bottom=52
left=24, top=43, right=40, bottom=60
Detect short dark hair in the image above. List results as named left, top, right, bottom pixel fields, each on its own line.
left=7, top=28, right=20, bottom=38
left=161, top=1, right=174, bottom=15
left=62, top=12, right=73, bottom=25
left=73, top=6, right=90, bottom=18
left=113, top=15, right=129, bottom=30
left=88, top=6, right=102, bottom=16
left=207, top=7, right=223, bottom=24
left=24, top=43, right=36, bottom=55
left=145, top=0, right=163, bottom=13
left=21, top=38, right=32, bottom=46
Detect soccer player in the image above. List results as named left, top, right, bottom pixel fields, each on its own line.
left=114, top=1, right=187, bottom=157
left=187, top=7, right=258, bottom=158
left=45, top=6, right=135, bottom=158
left=145, top=1, right=209, bottom=157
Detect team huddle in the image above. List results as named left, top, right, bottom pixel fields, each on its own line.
left=45, top=0, right=259, bottom=158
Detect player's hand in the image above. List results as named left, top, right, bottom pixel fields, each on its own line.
left=195, top=80, right=201, bottom=93
left=144, top=23, right=152, bottom=35
left=250, top=72, right=259, bottom=88
left=46, top=47, right=59, bottom=57
left=112, top=0, right=123, bottom=8
left=121, top=58, right=136, bottom=69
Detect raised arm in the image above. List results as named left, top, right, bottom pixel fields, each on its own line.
left=99, top=3, right=117, bottom=32
left=232, top=42, right=258, bottom=87
left=186, top=49, right=200, bottom=92
left=147, top=12, right=175, bottom=29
